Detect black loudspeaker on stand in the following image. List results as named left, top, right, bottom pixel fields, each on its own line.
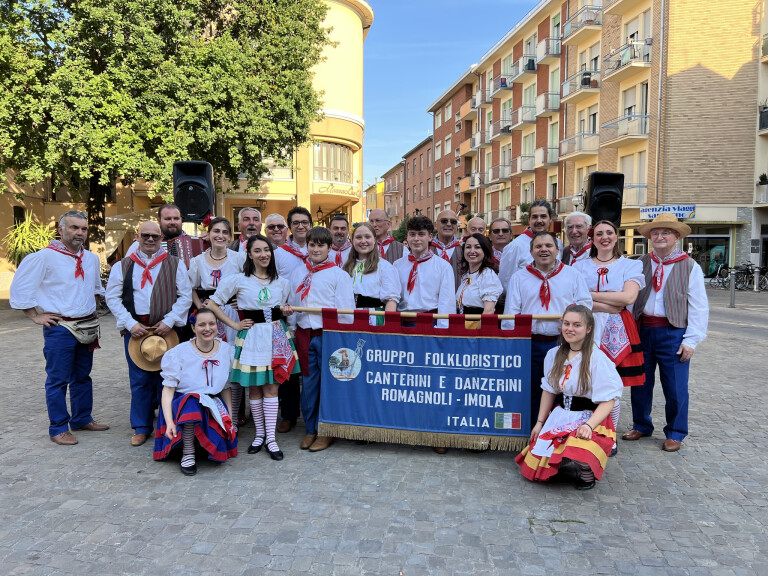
left=585, top=171, right=624, bottom=228
left=173, top=161, right=215, bottom=223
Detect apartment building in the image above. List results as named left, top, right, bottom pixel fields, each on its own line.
left=402, top=136, right=434, bottom=221
left=381, top=162, right=406, bottom=230
left=426, top=0, right=764, bottom=270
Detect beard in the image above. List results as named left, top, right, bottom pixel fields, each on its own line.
left=162, top=225, right=182, bottom=239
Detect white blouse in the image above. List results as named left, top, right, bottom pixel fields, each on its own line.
left=188, top=249, right=243, bottom=290
left=211, top=274, right=291, bottom=310
left=161, top=340, right=234, bottom=395
left=349, top=259, right=401, bottom=304
left=573, top=257, right=645, bottom=294
left=541, top=345, right=623, bottom=403
left=456, top=267, right=503, bottom=310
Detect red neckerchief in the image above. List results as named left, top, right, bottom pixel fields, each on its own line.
left=280, top=238, right=307, bottom=262
left=295, top=258, right=336, bottom=301
left=650, top=249, right=689, bottom=292
left=493, top=248, right=503, bottom=265
left=522, top=228, right=534, bottom=239
left=431, top=237, right=460, bottom=261
left=525, top=261, right=565, bottom=310
left=46, top=240, right=85, bottom=280
left=567, top=241, right=592, bottom=263
left=378, top=235, right=395, bottom=258
left=130, top=251, right=168, bottom=289
left=240, top=235, right=248, bottom=247
left=596, top=267, right=609, bottom=292
left=407, top=251, right=433, bottom=294
left=331, top=240, right=351, bottom=267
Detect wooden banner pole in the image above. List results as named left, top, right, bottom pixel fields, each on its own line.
left=287, top=306, right=561, bottom=321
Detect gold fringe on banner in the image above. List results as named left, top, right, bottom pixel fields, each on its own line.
left=318, top=423, right=528, bottom=452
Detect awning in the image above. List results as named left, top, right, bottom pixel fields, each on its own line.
left=104, top=208, right=155, bottom=257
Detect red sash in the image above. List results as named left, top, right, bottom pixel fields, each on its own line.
left=526, top=262, right=565, bottom=310
left=130, top=252, right=168, bottom=289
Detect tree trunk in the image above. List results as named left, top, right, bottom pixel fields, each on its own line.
left=87, top=173, right=109, bottom=256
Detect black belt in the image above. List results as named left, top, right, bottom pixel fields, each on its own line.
left=461, top=306, right=484, bottom=315
left=197, top=288, right=235, bottom=305
left=355, top=295, right=385, bottom=309
left=555, top=394, right=598, bottom=412
left=238, top=307, right=284, bottom=323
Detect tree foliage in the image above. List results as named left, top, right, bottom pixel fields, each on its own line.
left=0, top=0, right=330, bottom=243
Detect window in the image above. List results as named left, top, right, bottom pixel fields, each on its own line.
left=435, top=173, right=441, bottom=190
left=522, top=182, right=534, bottom=204
left=500, top=186, right=511, bottom=213
left=407, top=163, right=411, bottom=178
left=552, top=14, right=561, bottom=39
left=13, top=206, right=25, bottom=227
left=485, top=191, right=493, bottom=217
left=522, top=133, right=535, bottom=155
left=444, top=136, right=452, bottom=154
left=444, top=102, right=452, bottom=121
left=623, top=86, right=636, bottom=116
left=420, top=154, right=423, bottom=171
left=502, top=53, right=514, bottom=74
left=501, top=98, right=513, bottom=121
left=523, top=84, right=536, bottom=106
left=548, top=174, right=558, bottom=201
left=427, top=207, right=431, bottom=219
left=455, top=121, right=461, bottom=133
left=455, top=157, right=461, bottom=168
left=420, top=182, right=424, bottom=200
left=314, top=142, right=352, bottom=183
left=427, top=149, right=432, bottom=167
left=434, top=112, right=442, bottom=130
left=549, top=121, right=559, bottom=147
left=444, top=202, right=451, bottom=211
left=525, top=33, right=538, bottom=56
left=427, top=178, right=432, bottom=197
left=413, top=187, right=417, bottom=202
left=435, top=142, right=442, bottom=161
left=444, top=169, right=451, bottom=188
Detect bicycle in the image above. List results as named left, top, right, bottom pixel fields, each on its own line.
left=708, top=263, right=730, bottom=289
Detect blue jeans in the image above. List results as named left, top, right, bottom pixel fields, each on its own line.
left=300, top=335, right=323, bottom=435
left=631, top=325, right=690, bottom=441
left=42, top=325, right=94, bottom=436
left=123, top=333, right=163, bottom=434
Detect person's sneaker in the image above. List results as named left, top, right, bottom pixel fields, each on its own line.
left=50, top=431, right=78, bottom=445
left=609, top=444, right=618, bottom=457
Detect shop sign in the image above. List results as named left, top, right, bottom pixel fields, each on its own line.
left=639, top=204, right=696, bottom=220
left=314, top=182, right=360, bottom=199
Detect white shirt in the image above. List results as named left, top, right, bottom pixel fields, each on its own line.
left=211, top=274, right=291, bottom=310
left=541, top=344, right=623, bottom=403
left=642, top=257, right=709, bottom=349
left=393, top=254, right=456, bottom=329
left=275, top=244, right=307, bottom=279
left=456, top=268, right=503, bottom=310
left=160, top=340, right=234, bottom=395
left=348, top=259, right=401, bottom=304
left=330, top=244, right=352, bottom=267
left=498, top=232, right=564, bottom=290
left=287, top=264, right=355, bottom=330
left=502, top=264, right=592, bottom=334
left=105, top=249, right=193, bottom=332
left=564, top=244, right=592, bottom=266
left=10, top=247, right=104, bottom=317
left=188, top=250, right=243, bottom=290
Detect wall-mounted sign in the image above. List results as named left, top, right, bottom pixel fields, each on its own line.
left=639, top=204, right=696, bottom=220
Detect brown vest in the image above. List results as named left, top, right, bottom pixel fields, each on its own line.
left=633, top=254, right=694, bottom=328
left=431, top=242, right=464, bottom=290
left=121, top=255, right=180, bottom=326
left=383, top=240, right=405, bottom=264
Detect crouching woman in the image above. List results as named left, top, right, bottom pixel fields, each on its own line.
left=515, top=304, right=622, bottom=490
left=153, top=308, right=237, bottom=475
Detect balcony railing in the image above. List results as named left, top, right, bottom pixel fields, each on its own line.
left=536, top=92, right=560, bottom=116
left=510, top=105, right=536, bottom=129
left=560, top=132, right=599, bottom=158
left=510, top=155, right=535, bottom=176
left=763, top=33, right=768, bottom=62
left=759, top=108, right=768, bottom=133
left=490, top=116, right=514, bottom=139
left=557, top=195, right=582, bottom=214
left=488, top=164, right=512, bottom=182
left=756, top=184, right=768, bottom=204
left=383, top=184, right=400, bottom=196
left=491, top=73, right=514, bottom=96
left=601, top=114, right=649, bottom=144
left=459, top=95, right=478, bottom=120
left=471, top=130, right=489, bottom=150
left=561, top=69, right=600, bottom=103
left=623, top=184, right=647, bottom=206
left=476, top=88, right=492, bottom=107
left=534, top=147, right=559, bottom=167
left=470, top=172, right=486, bottom=188
left=536, top=38, right=562, bottom=63
left=563, top=5, right=602, bottom=43
left=603, top=41, right=651, bottom=80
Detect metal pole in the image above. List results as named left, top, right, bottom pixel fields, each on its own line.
left=729, top=269, right=736, bottom=308
left=754, top=268, right=760, bottom=293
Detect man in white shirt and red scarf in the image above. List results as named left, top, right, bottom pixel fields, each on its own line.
left=126, top=204, right=207, bottom=269
left=106, top=221, right=192, bottom=446
left=489, top=218, right=513, bottom=266
left=431, top=209, right=464, bottom=290
left=230, top=207, right=262, bottom=251
left=499, top=199, right=563, bottom=289
left=10, top=210, right=109, bottom=445
left=368, top=209, right=406, bottom=264
left=275, top=206, right=312, bottom=279
left=502, top=231, right=592, bottom=423
left=624, top=213, right=708, bottom=452
left=561, top=211, right=592, bottom=266
left=329, top=214, right=352, bottom=267
left=264, top=213, right=289, bottom=248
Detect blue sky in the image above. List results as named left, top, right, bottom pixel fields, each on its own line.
left=362, top=0, right=536, bottom=184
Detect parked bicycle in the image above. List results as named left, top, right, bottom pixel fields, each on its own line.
left=708, top=263, right=730, bottom=289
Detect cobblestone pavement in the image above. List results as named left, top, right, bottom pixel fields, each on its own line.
left=1, top=287, right=766, bottom=575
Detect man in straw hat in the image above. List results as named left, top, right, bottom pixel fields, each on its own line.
left=10, top=210, right=109, bottom=445
left=106, top=221, right=192, bottom=446
left=624, top=212, right=708, bottom=452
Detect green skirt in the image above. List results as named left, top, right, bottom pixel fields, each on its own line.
left=230, top=320, right=301, bottom=387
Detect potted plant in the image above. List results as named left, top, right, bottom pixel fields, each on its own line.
left=1, top=210, right=57, bottom=267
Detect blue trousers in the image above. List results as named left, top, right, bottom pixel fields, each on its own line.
left=123, top=333, right=163, bottom=435
left=300, top=335, right=323, bottom=435
left=631, top=325, right=690, bottom=441
left=42, top=325, right=95, bottom=436
left=530, top=338, right=560, bottom=424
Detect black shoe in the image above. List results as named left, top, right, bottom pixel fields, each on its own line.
left=181, top=463, right=197, bottom=476
left=609, top=445, right=618, bottom=457
left=266, top=445, right=284, bottom=461
left=248, top=439, right=264, bottom=454
left=575, top=478, right=595, bottom=490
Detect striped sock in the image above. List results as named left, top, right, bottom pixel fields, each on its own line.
left=264, top=397, right=280, bottom=452
left=249, top=399, right=264, bottom=447
left=181, top=423, right=195, bottom=467
left=610, top=404, right=621, bottom=449
left=230, top=384, right=243, bottom=426
left=576, top=461, right=595, bottom=483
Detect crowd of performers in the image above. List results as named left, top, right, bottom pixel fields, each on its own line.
left=10, top=200, right=708, bottom=487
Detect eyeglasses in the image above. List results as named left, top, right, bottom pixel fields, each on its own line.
left=440, top=218, right=458, bottom=225
left=140, top=233, right=161, bottom=241
left=266, top=224, right=286, bottom=230
left=491, top=228, right=510, bottom=234
left=291, top=220, right=311, bottom=228
left=650, top=230, right=675, bottom=238
left=63, top=210, right=87, bottom=219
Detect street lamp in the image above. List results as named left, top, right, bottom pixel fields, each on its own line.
left=316, top=206, right=324, bottom=222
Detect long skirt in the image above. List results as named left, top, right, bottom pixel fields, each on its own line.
left=153, top=393, right=238, bottom=462
left=230, top=320, right=300, bottom=387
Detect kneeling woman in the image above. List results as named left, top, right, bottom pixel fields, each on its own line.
left=153, top=308, right=238, bottom=476
left=515, top=305, right=622, bottom=489
left=208, top=234, right=298, bottom=461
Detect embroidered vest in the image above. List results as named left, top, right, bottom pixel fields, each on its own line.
left=383, top=240, right=404, bottom=264
left=633, top=254, right=694, bottom=328
left=121, top=255, right=180, bottom=326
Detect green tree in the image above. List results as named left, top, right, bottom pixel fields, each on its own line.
left=0, top=0, right=329, bottom=250
left=392, top=215, right=409, bottom=243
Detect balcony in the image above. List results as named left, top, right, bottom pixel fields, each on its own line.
left=756, top=184, right=768, bottom=205
left=557, top=195, right=583, bottom=214
left=763, top=34, right=768, bottom=64
left=471, top=130, right=489, bottom=150
left=509, top=105, right=536, bottom=130
left=562, top=5, right=602, bottom=46
left=603, top=42, right=651, bottom=82
left=491, top=73, right=514, bottom=97
left=534, top=146, right=559, bottom=168
left=759, top=108, right=768, bottom=136
left=476, top=88, right=492, bottom=107
left=459, top=135, right=478, bottom=157
left=510, top=155, right=535, bottom=176
left=536, top=38, right=561, bottom=64
left=600, top=114, right=649, bottom=147
left=490, top=116, right=514, bottom=140
left=488, top=164, right=513, bottom=183
left=561, top=69, right=601, bottom=104
left=560, top=132, right=599, bottom=160
left=605, top=0, right=649, bottom=16
left=459, top=95, right=477, bottom=120
left=383, top=184, right=400, bottom=196
left=458, top=172, right=486, bottom=193
left=536, top=92, right=560, bottom=117
left=623, top=184, right=647, bottom=207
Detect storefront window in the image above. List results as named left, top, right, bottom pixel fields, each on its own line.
left=314, top=142, right=353, bottom=184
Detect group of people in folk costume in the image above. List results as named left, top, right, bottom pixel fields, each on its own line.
left=10, top=199, right=708, bottom=486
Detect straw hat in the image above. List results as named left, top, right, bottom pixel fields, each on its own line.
left=128, top=329, right=179, bottom=372
left=637, top=212, right=691, bottom=239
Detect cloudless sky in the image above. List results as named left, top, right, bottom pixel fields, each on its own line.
left=362, top=0, right=537, bottom=184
